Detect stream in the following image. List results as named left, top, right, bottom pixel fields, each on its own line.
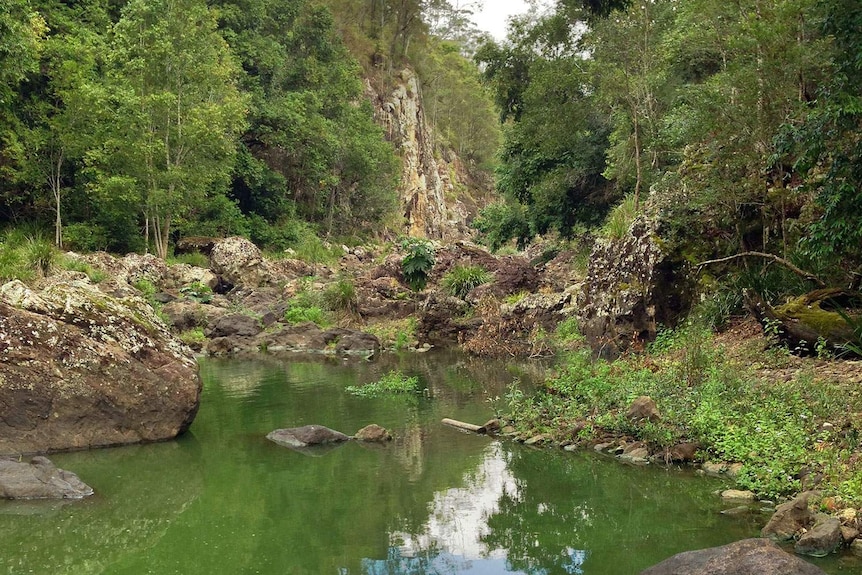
left=0, top=351, right=853, bottom=574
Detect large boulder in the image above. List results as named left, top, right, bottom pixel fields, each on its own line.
left=209, top=236, right=272, bottom=290
left=639, top=538, right=828, bottom=575
left=0, top=280, right=201, bottom=455
left=0, top=456, right=93, bottom=499
left=577, top=217, right=691, bottom=359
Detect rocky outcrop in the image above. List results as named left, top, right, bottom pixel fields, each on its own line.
left=0, top=280, right=201, bottom=455
left=577, top=217, right=691, bottom=359
left=639, top=538, right=827, bottom=575
left=369, top=70, right=475, bottom=239
left=267, top=425, right=351, bottom=449
left=0, top=456, right=93, bottom=499
left=206, top=322, right=380, bottom=357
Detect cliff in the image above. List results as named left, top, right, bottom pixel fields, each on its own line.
left=368, top=69, right=489, bottom=240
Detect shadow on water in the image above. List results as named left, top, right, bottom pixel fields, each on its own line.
left=1, top=350, right=856, bottom=574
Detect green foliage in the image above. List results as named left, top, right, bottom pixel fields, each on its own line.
left=284, top=282, right=330, bottom=326
left=441, top=264, right=491, bottom=299
left=168, top=252, right=210, bottom=269
left=323, top=276, right=357, bottom=313
left=554, top=317, right=584, bottom=344
left=501, top=322, right=862, bottom=501
left=179, top=327, right=207, bottom=346
left=471, top=201, right=531, bottom=252
left=180, top=282, right=213, bottom=304
left=132, top=279, right=157, bottom=297
left=400, top=237, right=436, bottom=291
left=62, top=223, right=109, bottom=253
left=599, top=195, right=638, bottom=240
left=0, top=228, right=56, bottom=280
left=345, top=370, right=421, bottom=397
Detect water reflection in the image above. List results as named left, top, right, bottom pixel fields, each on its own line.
left=366, top=442, right=588, bottom=575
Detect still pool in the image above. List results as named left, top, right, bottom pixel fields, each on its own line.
left=1, top=351, right=855, bottom=574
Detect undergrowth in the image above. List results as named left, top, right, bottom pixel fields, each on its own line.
left=498, top=321, right=862, bottom=502
left=346, top=370, right=422, bottom=397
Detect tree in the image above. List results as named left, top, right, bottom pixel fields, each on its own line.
left=0, top=0, right=46, bottom=217
left=88, top=0, right=247, bottom=258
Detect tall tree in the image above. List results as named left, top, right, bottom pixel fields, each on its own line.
left=88, top=0, right=247, bottom=258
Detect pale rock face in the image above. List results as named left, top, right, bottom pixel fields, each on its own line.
left=369, top=70, right=471, bottom=240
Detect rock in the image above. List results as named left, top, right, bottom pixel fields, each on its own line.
left=626, top=396, right=661, bottom=422
left=267, top=425, right=351, bottom=449
left=669, top=442, right=700, bottom=462
left=840, top=525, right=859, bottom=543
left=837, top=507, right=858, bottom=523
left=163, top=263, right=219, bottom=291
left=0, top=280, right=201, bottom=455
left=524, top=435, right=548, bottom=446
left=851, top=539, right=862, bottom=557
left=722, top=490, right=756, bottom=503
left=721, top=506, right=753, bottom=516
left=323, top=329, right=381, bottom=355
left=160, top=299, right=227, bottom=332
left=479, top=419, right=501, bottom=434
left=415, top=292, right=481, bottom=347
left=761, top=492, right=816, bottom=541
left=254, top=323, right=328, bottom=354
left=175, top=236, right=218, bottom=255
left=639, top=538, right=828, bottom=575
left=577, top=216, right=692, bottom=359
left=205, top=313, right=263, bottom=338
left=795, top=516, right=843, bottom=557
left=371, top=70, right=470, bottom=240
left=619, top=446, right=650, bottom=464
left=354, top=425, right=392, bottom=442
left=0, top=456, right=94, bottom=500
left=209, top=236, right=271, bottom=289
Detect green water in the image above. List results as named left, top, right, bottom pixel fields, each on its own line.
left=1, top=351, right=855, bottom=574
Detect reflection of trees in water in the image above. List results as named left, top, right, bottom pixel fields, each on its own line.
left=480, top=444, right=757, bottom=575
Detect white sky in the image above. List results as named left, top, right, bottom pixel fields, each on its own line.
left=471, top=0, right=537, bottom=41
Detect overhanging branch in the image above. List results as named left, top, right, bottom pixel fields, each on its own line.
left=696, top=251, right=826, bottom=287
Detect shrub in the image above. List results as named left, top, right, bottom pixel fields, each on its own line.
left=401, top=237, right=436, bottom=291
left=169, top=252, right=210, bottom=268
left=441, top=264, right=491, bottom=299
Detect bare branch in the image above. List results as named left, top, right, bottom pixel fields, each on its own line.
left=696, top=251, right=826, bottom=287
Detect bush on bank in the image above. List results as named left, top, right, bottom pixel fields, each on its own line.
left=498, top=322, right=862, bottom=503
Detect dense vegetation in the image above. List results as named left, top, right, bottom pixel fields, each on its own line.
left=0, top=0, right=499, bottom=256
left=475, top=0, right=862, bottom=291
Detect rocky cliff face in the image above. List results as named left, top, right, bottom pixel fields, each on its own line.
left=368, top=69, right=476, bottom=240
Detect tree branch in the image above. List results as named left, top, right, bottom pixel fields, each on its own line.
left=696, top=251, right=826, bottom=287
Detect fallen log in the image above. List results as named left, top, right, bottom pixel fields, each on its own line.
left=746, top=288, right=862, bottom=356
left=442, top=418, right=501, bottom=434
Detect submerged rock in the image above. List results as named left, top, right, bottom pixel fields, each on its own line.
left=0, top=457, right=93, bottom=500
left=267, top=425, right=351, bottom=449
left=639, top=538, right=828, bottom=575
left=0, top=280, right=201, bottom=455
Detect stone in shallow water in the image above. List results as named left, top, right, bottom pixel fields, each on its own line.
left=639, top=538, right=828, bottom=575
left=266, top=425, right=351, bottom=449
left=354, top=424, right=392, bottom=442
left=0, top=457, right=93, bottom=500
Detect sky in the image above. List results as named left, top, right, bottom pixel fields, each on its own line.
left=471, top=0, right=537, bottom=41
